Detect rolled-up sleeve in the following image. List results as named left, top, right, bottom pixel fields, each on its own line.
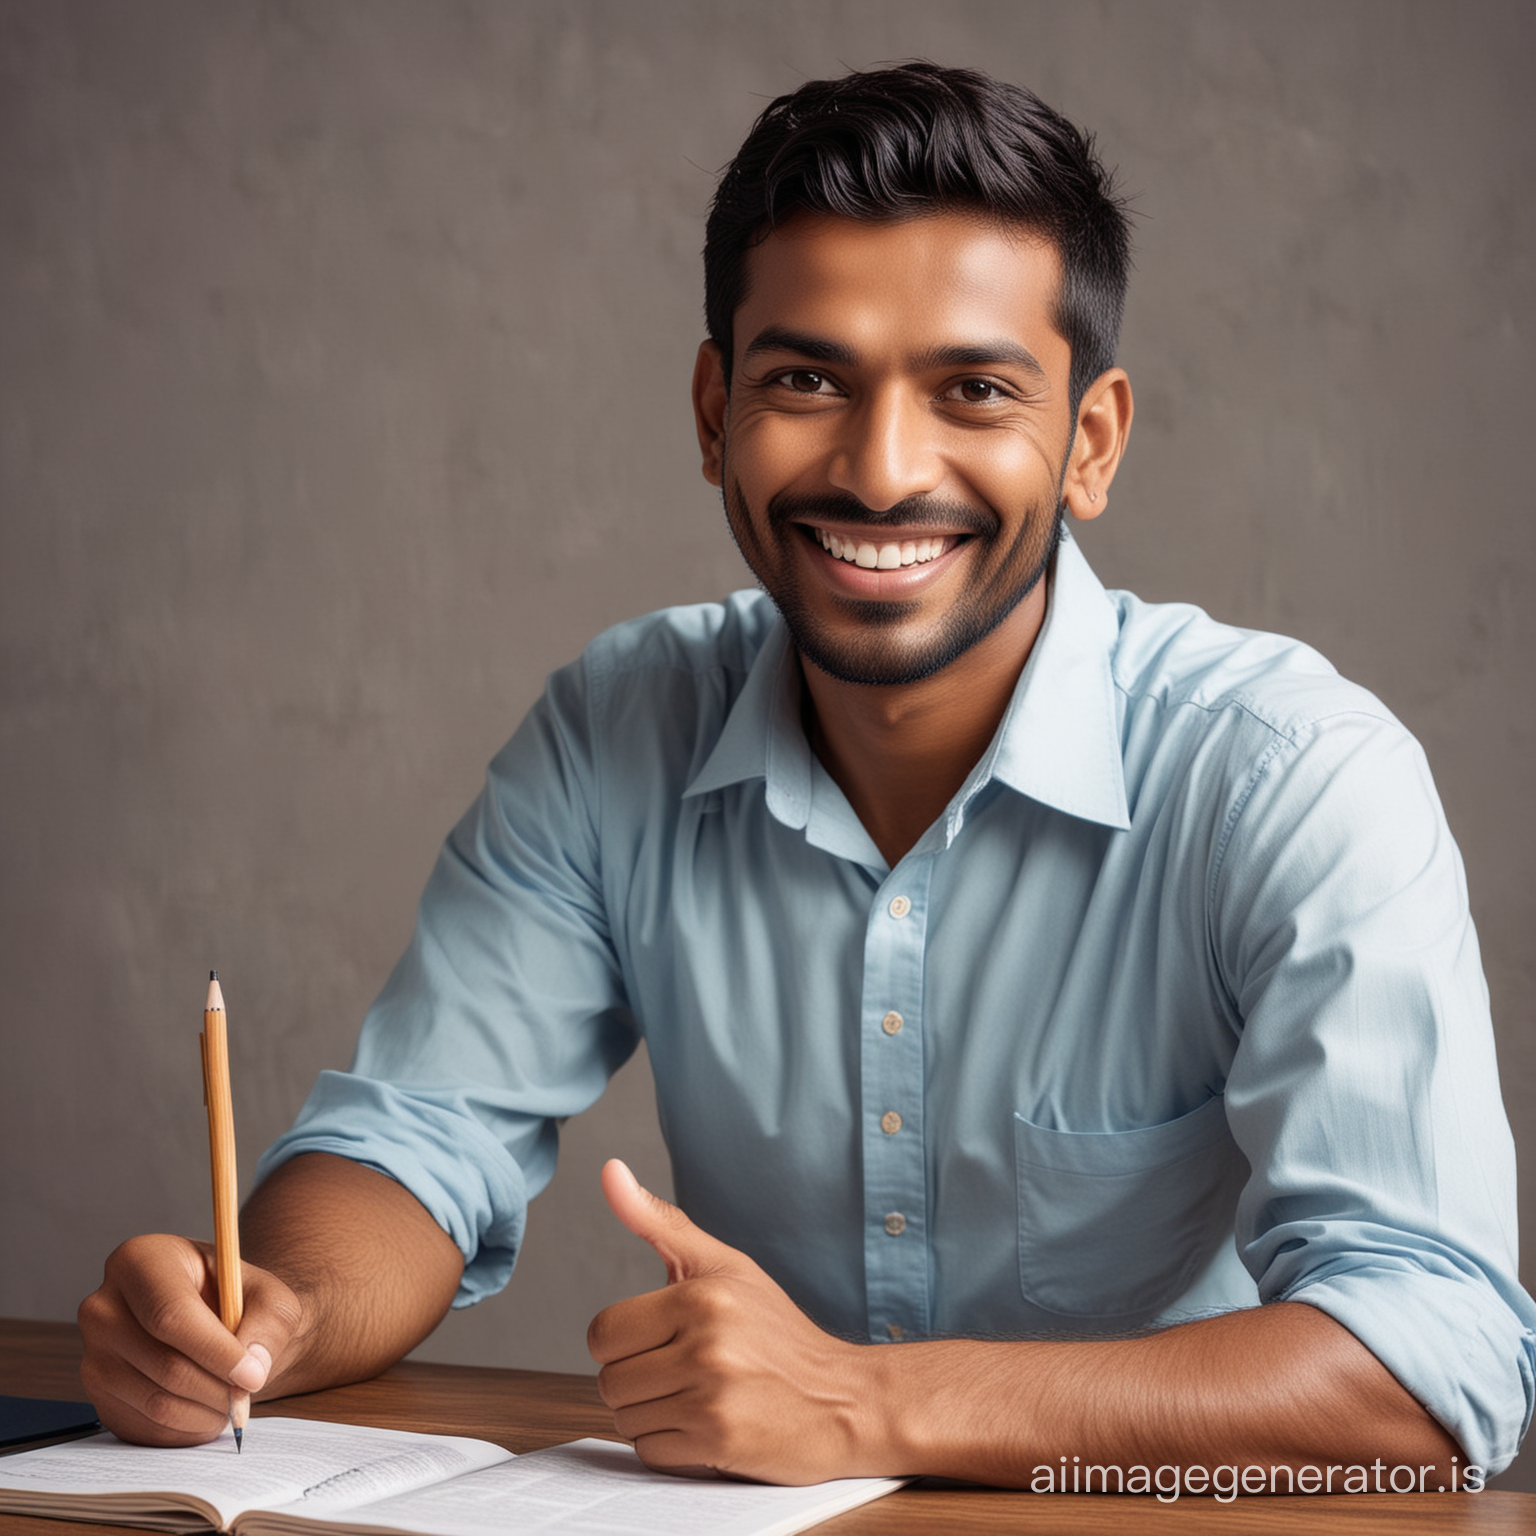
left=1216, top=707, right=1536, bottom=1473
left=255, top=652, right=637, bottom=1306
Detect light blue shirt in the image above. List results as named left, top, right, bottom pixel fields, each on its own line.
left=260, top=533, right=1535, bottom=1473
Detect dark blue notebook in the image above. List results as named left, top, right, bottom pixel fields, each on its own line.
left=0, top=1396, right=100, bottom=1451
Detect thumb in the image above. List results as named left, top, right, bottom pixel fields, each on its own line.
left=600, top=1159, right=751, bottom=1283
left=227, top=1262, right=304, bottom=1394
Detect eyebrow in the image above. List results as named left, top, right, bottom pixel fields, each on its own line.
left=741, top=325, right=1048, bottom=383
left=741, top=326, right=858, bottom=367
left=911, top=340, right=1048, bottom=383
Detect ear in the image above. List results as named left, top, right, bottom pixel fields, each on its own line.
left=1062, top=367, right=1133, bottom=523
left=692, top=341, right=729, bottom=488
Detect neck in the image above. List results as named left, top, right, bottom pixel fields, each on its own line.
left=800, top=579, right=1050, bottom=868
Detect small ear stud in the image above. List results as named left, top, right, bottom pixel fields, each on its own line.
left=1087, top=490, right=1099, bottom=503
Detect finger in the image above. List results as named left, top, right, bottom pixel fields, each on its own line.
left=587, top=1291, right=679, bottom=1367
left=611, top=1388, right=694, bottom=1445
left=107, top=1235, right=263, bottom=1389
left=600, top=1160, right=750, bottom=1283
left=216, top=1267, right=291, bottom=1430
left=82, top=1349, right=233, bottom=1447
left=79, top=1282, right=238, bottom=1446
left=596, top=1345, right=698, bottom=1411
left=80, top=1290, right=234, bottom=1419
left=233, top=1261, right=305, bottom=1392
left=630, top=1428, right=735, bottom=1480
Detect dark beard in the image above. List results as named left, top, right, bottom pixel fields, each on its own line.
left=721, top=483, right=1064, bottom=687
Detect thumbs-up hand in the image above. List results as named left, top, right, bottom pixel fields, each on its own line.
left=587, top=1160, right=882, bottom=1485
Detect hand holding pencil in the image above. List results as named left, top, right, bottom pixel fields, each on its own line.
left=79, top=970, right=298, bottom=1449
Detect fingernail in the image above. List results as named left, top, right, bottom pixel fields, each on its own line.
left=229, top=1344, right=270, bottom=1391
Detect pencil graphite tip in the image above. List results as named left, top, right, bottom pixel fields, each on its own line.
left=210, top=970, right=218, bottom=982
left=234, top=1426, right=243, bottom=1454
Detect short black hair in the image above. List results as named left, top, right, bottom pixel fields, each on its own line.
left=704, top=62, right=1131, bottom=413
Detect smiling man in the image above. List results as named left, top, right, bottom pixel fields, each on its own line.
left=80, top=64, right=1534, bottom=1490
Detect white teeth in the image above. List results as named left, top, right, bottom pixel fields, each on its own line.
left=815, top=528, right=949, bottom=569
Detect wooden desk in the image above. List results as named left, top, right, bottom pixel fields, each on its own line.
left=3, top=1319, right=1532, bottom=1533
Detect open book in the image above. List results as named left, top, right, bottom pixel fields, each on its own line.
left=0, top=1416, right=904, bottom=1536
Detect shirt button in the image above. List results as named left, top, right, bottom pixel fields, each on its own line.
left=887, top=894, right=912, bottom=919
left=880, top=1110, right=903, bottom=1135
left=887, top=1323, right=905, bottom=1340
left=881, top=1011, right=904, bottom=1036
left=883, top=1212, right=907, bottom=1237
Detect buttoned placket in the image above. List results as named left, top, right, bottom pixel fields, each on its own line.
left=860, top=856, right=934, bottom=1343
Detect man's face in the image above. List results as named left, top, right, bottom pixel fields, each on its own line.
left=696, top=212, right=1079, bottom=687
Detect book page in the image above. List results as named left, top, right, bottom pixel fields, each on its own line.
left=246, top=1438, right=903, bottom=1536
left=0, top=1417, right=511, bottom=1532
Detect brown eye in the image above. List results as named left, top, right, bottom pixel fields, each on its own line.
left=957, top=379, right=999, bottom=402
left=787, top=370, right=826, bottom=392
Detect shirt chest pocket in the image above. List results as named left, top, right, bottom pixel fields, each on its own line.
left=1014, top=1094, right=1245, bottom=1321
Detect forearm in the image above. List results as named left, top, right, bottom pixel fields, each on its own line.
left=241, top=1152, right=464, bottom=1399
left=858, top=1301, right=1458, bottom=1486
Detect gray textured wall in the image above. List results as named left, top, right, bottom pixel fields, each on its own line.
left=3, top=0, right=1532, bottom=1489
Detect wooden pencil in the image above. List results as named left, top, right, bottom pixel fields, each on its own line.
left=201, top=972, right=247, bottom=1451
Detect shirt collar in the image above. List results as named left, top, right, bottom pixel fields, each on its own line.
left=682, top=531, right=1130, bottom=835
left=980, top=532, right=1131, bottom=832
left=683, top=618, right=814, bottom=828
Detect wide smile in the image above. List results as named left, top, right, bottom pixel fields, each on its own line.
left=790, top=521, right=973, bottom=598
left=811, top=526, right=959, bottom=569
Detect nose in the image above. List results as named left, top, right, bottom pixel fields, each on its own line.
left=826, top=386, right=944, bottom=512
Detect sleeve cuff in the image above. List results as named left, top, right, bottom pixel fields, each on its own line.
left=253, top=1069, right=530, bottom=1307
left=1285, top=1261, right=1536, bottom=1475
